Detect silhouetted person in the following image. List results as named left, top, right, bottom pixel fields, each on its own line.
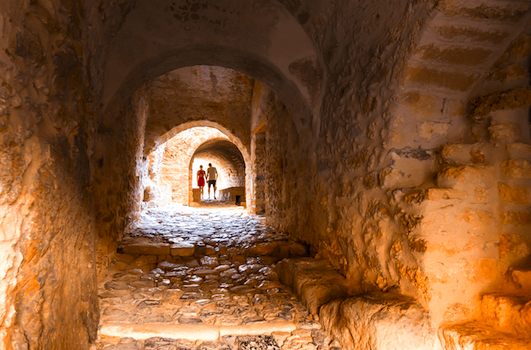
left=197, top=165, right=206, bottom=200
left=207, top=163, right=218, bottom=199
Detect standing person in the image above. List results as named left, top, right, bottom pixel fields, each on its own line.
left=197, top=165, right=206, bottom=200
left=207, top=163, right=218, bottom=199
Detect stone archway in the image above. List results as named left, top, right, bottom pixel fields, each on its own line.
left=144, top=122, right=251, bottom=207
left=101, top=0, right=323, bottom=139
left=189, top=139, right=246, bottom=204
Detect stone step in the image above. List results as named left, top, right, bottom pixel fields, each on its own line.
left=99, top=321, right=297, bottom=341
left=321, top=293, right=435, bottom=350
left=276, top=259, right=436, bottom=349
left=275, top=258, right=350, bottom=316
left=440, top=322, right=530, bottom=350
left=119, top=240, right=309, bottom=259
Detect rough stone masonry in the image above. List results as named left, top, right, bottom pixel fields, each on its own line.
left=1, top=0, right=531, bottom=349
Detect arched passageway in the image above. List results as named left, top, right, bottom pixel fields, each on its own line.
left=3, top=0, right=531, bottom=349
left=190, top=139, right=246, bottom=203
left=142, top=125, right=248, bottom=207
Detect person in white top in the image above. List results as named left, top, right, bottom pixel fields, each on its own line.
left=207, top=163, right=218, bottom=199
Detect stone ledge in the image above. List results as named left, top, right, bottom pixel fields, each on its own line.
left=320, top=293, right=435, bottom=350
left=99, top=321, right=297, bottom=341
left=440, top=322, right=530, bottom=350
left=275, top=258, right=350, bottom=315
left=121, top=243, right=170, bottom=255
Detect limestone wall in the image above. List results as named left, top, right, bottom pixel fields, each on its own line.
left=280, top=0, right=531, bottom=341
left=0, top=0, right=122, bottom=347
left=144, top=66, right=254, bottom=156
left=2, top=0, right=531, bottom=348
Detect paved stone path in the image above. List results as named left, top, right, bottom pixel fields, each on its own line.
left=95, top=203, right=342, bottom=350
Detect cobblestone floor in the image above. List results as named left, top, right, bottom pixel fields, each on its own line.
left=95, top=203, right=342, bottom=350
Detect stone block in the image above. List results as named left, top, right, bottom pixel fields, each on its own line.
left=171, top=243, right=195, bottom=257
left=502, top=159, right=531, bottom=178
left=418, top=122, right=449, bottom=141
left=275, top=258, right=349, bottom=315
left=508, top=143, right=531, bottom=160
left=498, top=183, right=529, bottom=205
left=434, top=25, right=509, bottom=45
left=200, top=256, right=219, bottom=267
left=320, top=293, right=435, bottom=350
left=498, top=234, right=531, bottom=261
left=248, top=242, right=278, bottom=256
left=131, top=255, right=158, bottom=267
left=403, top=188, right=466, bottom=204
left=404, top=64, right=477, bottom=91
left=510, top=268, right=531, bottom=293
left=501, top=211, right=531, bottom=227
left=418, top=44, right=491, bottom=66
left=471, top=87, right=531, bottom=120
left=489, top=121, right=519, bottom=140
left=437, top=165, right=494, bottom=189
left=442, top=143, right=486, bottom=164
left=440, top=322, right=530, bottom=350
left=158, top=261, right=182, bottom=270
left=401, top=91, right=440, bottom=119
left=122, top=243, right=170, bottom=256
left=481, top=294, right=531, bottom=334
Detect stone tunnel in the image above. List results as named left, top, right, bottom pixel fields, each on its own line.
left=1, top=0, right=531, bottom=349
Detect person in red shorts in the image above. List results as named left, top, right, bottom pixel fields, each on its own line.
left=197, top=165, right=206, bottom=200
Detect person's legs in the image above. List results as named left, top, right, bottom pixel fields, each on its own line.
left=208, top=180, right=216, bottom=199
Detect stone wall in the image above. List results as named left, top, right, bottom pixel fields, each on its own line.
left=283, top=0, right=531, bottom=341
left=92, top=88, right=149, bottom=279
left=0, top=0, right=120, bottom=347
left=144, top=66, right=254, bottom=156
left=2, top=0, right=531, bottom=348
left=251, top=134, right=267, bottom=214
left=248, top=83, right=303, bottom=230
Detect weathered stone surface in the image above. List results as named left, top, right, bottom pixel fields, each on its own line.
left=502, top=159, right=531, bottom=178
left=320, top=293, right=434, bottom=350
left=437, top=165, right=495, bottom=189
left=97, top=207, right=327, bottom=349
left=470, top=87, right=531, bottom=120
left=276, top=259, right=350, bottom=315
left=171, top=243, right=196, bottom=257
left=489, top=121, right=520, bottom=140
left=122, top=243, right=171, bottom=256
left=403, top=188, right=466, bottom=204
left=5, top=0, right=531, bottom=348
left=440, top=322, right=530, bottom=350
left=404, top=64, right=478, bottom=91
left=498, top=183, right=530, bottom=205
